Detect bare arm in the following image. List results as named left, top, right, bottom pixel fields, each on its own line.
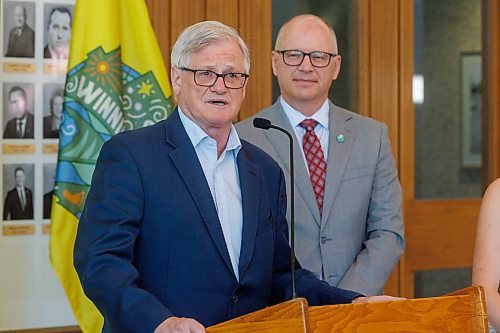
left=472, top=178, right=500, bottom=331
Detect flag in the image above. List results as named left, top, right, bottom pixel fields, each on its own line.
left=49, top=1, right=173, bottom=331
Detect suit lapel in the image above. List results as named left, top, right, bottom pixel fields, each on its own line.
left=236, top=147, right=260, bottom=279
left=25, top=114, right=34, bottom=138
left=321, top=104, right=355, bottom=226
left=165, top=110, right=235, bottom=278
left=262, top=103, right=321, bottom=226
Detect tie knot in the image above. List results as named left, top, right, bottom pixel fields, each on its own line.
left=299, top=119, right=318, bottom=132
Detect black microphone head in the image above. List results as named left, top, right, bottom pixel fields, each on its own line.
left=253, top=117, right=272, bottom=130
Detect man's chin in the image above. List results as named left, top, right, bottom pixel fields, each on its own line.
left=54, top=46, right=68, bottom=53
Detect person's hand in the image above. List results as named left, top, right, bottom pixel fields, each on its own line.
left=154, top=316, right=206, bottom=333
left=351, top=295, right=406, bottom=303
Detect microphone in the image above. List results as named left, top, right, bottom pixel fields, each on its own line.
left=253, top=117, right=297, bottom=299
left=252, top=117, right=272, bottom=130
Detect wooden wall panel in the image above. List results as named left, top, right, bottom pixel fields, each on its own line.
left=146, top=0, right=171, bottom=66
left=399, top=0, right=414, bottom=200
left=206, top=0, right=238, bottom=28
left=405, top=200, right=481, bottom=271
left=238, top=0, right=272, bottom=120
left=353, top=0, right=369, bottom=118
left=357, top=0, right=404, bottom=296
left=483, top=0, right=500, bottom=183
left=367, top=0, right=400, bottom=160
left=398, top=0, right=414, bottom=297
left=170, top=0, right=206, bottom=49
left=494, top=0, right=500, bottom=180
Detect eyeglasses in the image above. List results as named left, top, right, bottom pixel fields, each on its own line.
left=179, top=67, right=249, bottom=89
left=275, top=50, right=337, bottom=68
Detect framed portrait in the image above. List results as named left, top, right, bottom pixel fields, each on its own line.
left=43, top=164, right=56, bottom=219
left=2, top=1, right=36, bottom=58
left=460, top=52, right=482, bottom=168
left=2, top=82, right=35, bottom=139
left=43, top=83, right=64, bottom=138
left=43, top=4, right=75, bottom=60
left=2, top=163, right=35, bottom=221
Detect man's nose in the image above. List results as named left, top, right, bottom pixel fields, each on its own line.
left=210, top=76, right=227, bottom=92
left=298, top=55, right=314, bottom=71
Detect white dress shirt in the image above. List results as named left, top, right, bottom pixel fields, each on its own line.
left=16, top=186, right=26, bottom=210
left=17, top=117, right=26, bottom=137
left=280, top=97, right=330, bottom=170
left=178, top=108, right=243, bottom=281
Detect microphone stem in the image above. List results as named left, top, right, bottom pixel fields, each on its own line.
left=269, top=125, right=296, bottom=299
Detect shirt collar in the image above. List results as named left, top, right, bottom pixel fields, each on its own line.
left=178, top=107, right=242, bottom=155
left=279, top=96, right=330, bottom=130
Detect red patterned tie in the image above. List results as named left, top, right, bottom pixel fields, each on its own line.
left=299, top=119, right=327, bottom=214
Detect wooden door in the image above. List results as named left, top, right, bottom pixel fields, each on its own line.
left=356, top=0, right=500, bottom=298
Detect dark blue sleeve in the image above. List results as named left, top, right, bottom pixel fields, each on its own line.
left=73, top=137, right=171, bottom=333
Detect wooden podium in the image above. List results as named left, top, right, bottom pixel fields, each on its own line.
left=207, top=286, right=488, bottom=332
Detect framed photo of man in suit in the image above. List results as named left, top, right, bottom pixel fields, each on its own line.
left=3, top=1, right=36, bottom=58
left=2, top=82, right=35, bottom=139
left=43, top=164, right=56, bottom=220
left=3, top=164, right=35, bottom=221
left=43, top=83, right=64, bottom=139
left=43, top=4, right=74, bottom=60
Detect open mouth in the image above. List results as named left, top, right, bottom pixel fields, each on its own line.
left=209, top=99, right=228, bottom=106
left=294, top=78, right=315, bottom=82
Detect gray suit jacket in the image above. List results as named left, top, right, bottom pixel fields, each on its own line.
left=236, top=100, right=404, bottom=295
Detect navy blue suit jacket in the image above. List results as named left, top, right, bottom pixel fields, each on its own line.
left=74, top=110, right=360, bottom=333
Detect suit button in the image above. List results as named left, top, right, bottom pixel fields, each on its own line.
left=320, top=236, right=327, bottom=244
left=231, top=295, right=239, bottom=303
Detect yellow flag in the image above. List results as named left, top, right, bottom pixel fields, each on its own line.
left=49, top=1, right=173, bottom=332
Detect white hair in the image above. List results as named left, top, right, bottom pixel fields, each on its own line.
left=171, top=21, right=250, bottom=73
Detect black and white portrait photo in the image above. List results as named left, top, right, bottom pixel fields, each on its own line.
left=43, top=83, right=64, bottom=138
left=3, top=1, right=36, bottom=58
left=2, top=82, right=35, bottom=139
left=3, top=164, right=34, bottom=221
left=43, top=164, right=56, bottom=219
left=43, top=4, right=74, bottom=60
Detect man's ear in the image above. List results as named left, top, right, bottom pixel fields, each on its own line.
left=331, top=54, right=342, bottom=81
left=170, top=67, right=181, bottom=96
left=271, top=51, right=279, bottom=77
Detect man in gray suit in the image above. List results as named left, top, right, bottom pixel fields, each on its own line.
left=236, top=14, right=404, bottom=296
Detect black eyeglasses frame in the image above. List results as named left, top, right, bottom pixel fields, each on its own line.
left=274, top=50, right=338, bottom=68
left=179, top=67, right=249, bottom=89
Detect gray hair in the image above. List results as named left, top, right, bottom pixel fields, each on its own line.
left=171, top=21, right=250, bottom=73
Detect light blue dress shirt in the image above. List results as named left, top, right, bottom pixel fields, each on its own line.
left=178, top=108, right=243, bottom=281
left=280, top=97, right=330, bottom=171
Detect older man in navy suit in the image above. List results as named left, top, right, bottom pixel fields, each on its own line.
left=74, top=21, right=396, bottom=333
